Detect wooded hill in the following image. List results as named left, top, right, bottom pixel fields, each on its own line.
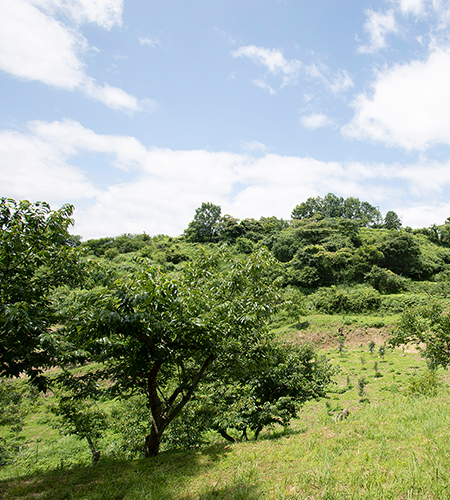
left=81, top=194, right=450, bottom=301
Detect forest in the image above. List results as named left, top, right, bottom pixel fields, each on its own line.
left=2, top=194, right=450, bottom=499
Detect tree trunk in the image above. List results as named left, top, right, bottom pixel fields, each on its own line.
left=86, top=436, right=100, bottom=464
left=218, top=429, right=236, bottom=443
left=145, top=425, right=162, bottom=457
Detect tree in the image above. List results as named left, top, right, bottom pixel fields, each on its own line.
left=0, top=198, right=83, bottom=390
left=0, top=380, right=38, bottom=464
left=390, top=301, right=450, bottom=369
left=64, top=247, right=282, bottom=456
left=377, top=232, right=421, bottom=277
left=383, top=211, right=402, bottom=230
left=203, top=342, right=332, bottom=442
left=184, top=202, right=222, bottom=242
left=291, top=196, right=323, bottom=221
left=51, top=373, right=107, bottom=464
left=291, top=194, right=382, bottom=227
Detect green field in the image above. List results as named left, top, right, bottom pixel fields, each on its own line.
left=2, top=317, right=450, bottom=500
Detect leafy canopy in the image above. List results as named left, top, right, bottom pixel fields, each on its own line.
left=63, top=246, right=283, bottom=455
left=390, top=300, right=450, bottom=369
left=0, top=198, right=82, bottom=389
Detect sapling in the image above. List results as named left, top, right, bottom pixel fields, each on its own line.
left=52, top=396, right=107, bottom=464
left=357, top=378, right=367, bottom=400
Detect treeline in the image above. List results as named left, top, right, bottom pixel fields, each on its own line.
left=80, top=194, right=450, bottom=290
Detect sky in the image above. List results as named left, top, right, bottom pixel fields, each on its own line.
left=3, top=0, right=450, bottom=239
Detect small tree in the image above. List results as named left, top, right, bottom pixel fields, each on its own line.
left=0, top=380, right=37, bottom=464
left=52, top=396, right=107, bottom=464
left=390, top=300, right=450, bottom=369
left=209, top=342, right=333, bottom=441
left=51, top=371, right=107, bottom=463
left=383, top=211, right=402, bottom=230
left=65, top=247, right=283, bottom=456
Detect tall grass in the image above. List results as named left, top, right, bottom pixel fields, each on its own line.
left=2, top=326, right=450, bottom=499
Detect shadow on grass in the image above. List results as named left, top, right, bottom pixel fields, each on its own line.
left=0, top=443, right=236, bottom=500
left=191, top=481, right=261, bottom=500
left=257, top=425, right=307, bottom=442
left=288, top=321, right=311, bottom=331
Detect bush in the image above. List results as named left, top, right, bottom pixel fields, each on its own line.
left=312, top=285, right=381, bottom=314
left=365, top=266, right=407, bottom=293
left=380, top=293, right=431, bottom=314
left=109, top=397, right=152, bottom=459
left=406, top=370, right=440, bottom=397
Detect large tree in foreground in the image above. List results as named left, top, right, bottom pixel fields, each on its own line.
left=0, top=198, right=82, bottom=390
left=64, top=247, right=283, bottom=456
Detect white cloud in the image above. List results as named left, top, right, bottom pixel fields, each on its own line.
left=4, top=120, right=450, bottom=238
left=0, top=0, right=148, bottom=113
left=0, top=126, right=100, bottom=203
left=343, top=48, right=450, bottom=149
left=139, top=36, right=161, bottom=48
left=83, top=80, right=157, bottom=113
left=358, top=9, right=398, bottom=54
left=300, top=113, right=334, bottom=130
left=32, top=0, right=123, bottom=29
left=329, top=70, right=354, bottom=93
left=0, top=0, right=86, bottom=89
left=232, top=45, right=301, bottom=92
left=398, top=0, right=426, bottom=16
left=240, top=140, right=268, bottom=154
left=252, top=79, right=277, bottom=95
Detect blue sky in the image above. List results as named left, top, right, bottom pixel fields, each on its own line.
left=2, top=0, right=450, bottom=238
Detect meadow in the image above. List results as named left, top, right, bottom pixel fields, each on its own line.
left=2, top=315, right=450, bottom=500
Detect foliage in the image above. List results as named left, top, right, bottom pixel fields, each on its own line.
left=364, top=266, right=407, bottom=293
left=168, top=341, right=333, bottom=445
left=377, top=231, right=422, bottom=278
left=406, top=369, right=440, bottom=397
left=291, top=193, right=382, bottom=227
left=109, top=396, right=152, bottom=459
left=184, top=202, right=222, bottom=242
left=390, top=300, right=450, bottom=369
left=312, top=285, right=381, bottom=314
left=63, top=247, right=283, bottom=456
left=383, top=210, right=402, bottom=230
left=0, top=380, right=38, bottom=464
left=0, top=198, right=83, bottom=390
left=284, top=288, right=309, bottom=323
left=51, top=395, right=107, bottom=463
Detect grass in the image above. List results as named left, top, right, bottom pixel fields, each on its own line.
left=2, top=315, right=450, bottom=499
left=3, top=394, right=450, bottom=499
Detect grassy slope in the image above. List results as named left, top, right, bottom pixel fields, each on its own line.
left=2, top=318, right=450, bottom=499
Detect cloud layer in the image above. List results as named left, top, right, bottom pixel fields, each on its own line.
left=2, top=120, right=450, bottom=238
left=0, top=0, right=150, bottom=112
left=343, top=48, right=450, bottom=149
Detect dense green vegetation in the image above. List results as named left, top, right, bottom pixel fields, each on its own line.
left=3, top=194, right=450, bottom=498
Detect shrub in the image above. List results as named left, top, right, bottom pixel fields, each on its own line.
left=312, top=285, right=381, bottom=314
left=380, top=293, right=430, bottom=314
left=406, top=370, right=440, bottom=397
left=365, top=266, right=407, bottom=293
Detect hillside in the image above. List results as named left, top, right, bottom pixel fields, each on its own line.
left=1, top=322, right=449, bottom=500
left=3, top=196, right=450, bottom=499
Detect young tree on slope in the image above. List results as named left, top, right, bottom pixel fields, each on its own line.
left=64, top=247, right=283, bottom=456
